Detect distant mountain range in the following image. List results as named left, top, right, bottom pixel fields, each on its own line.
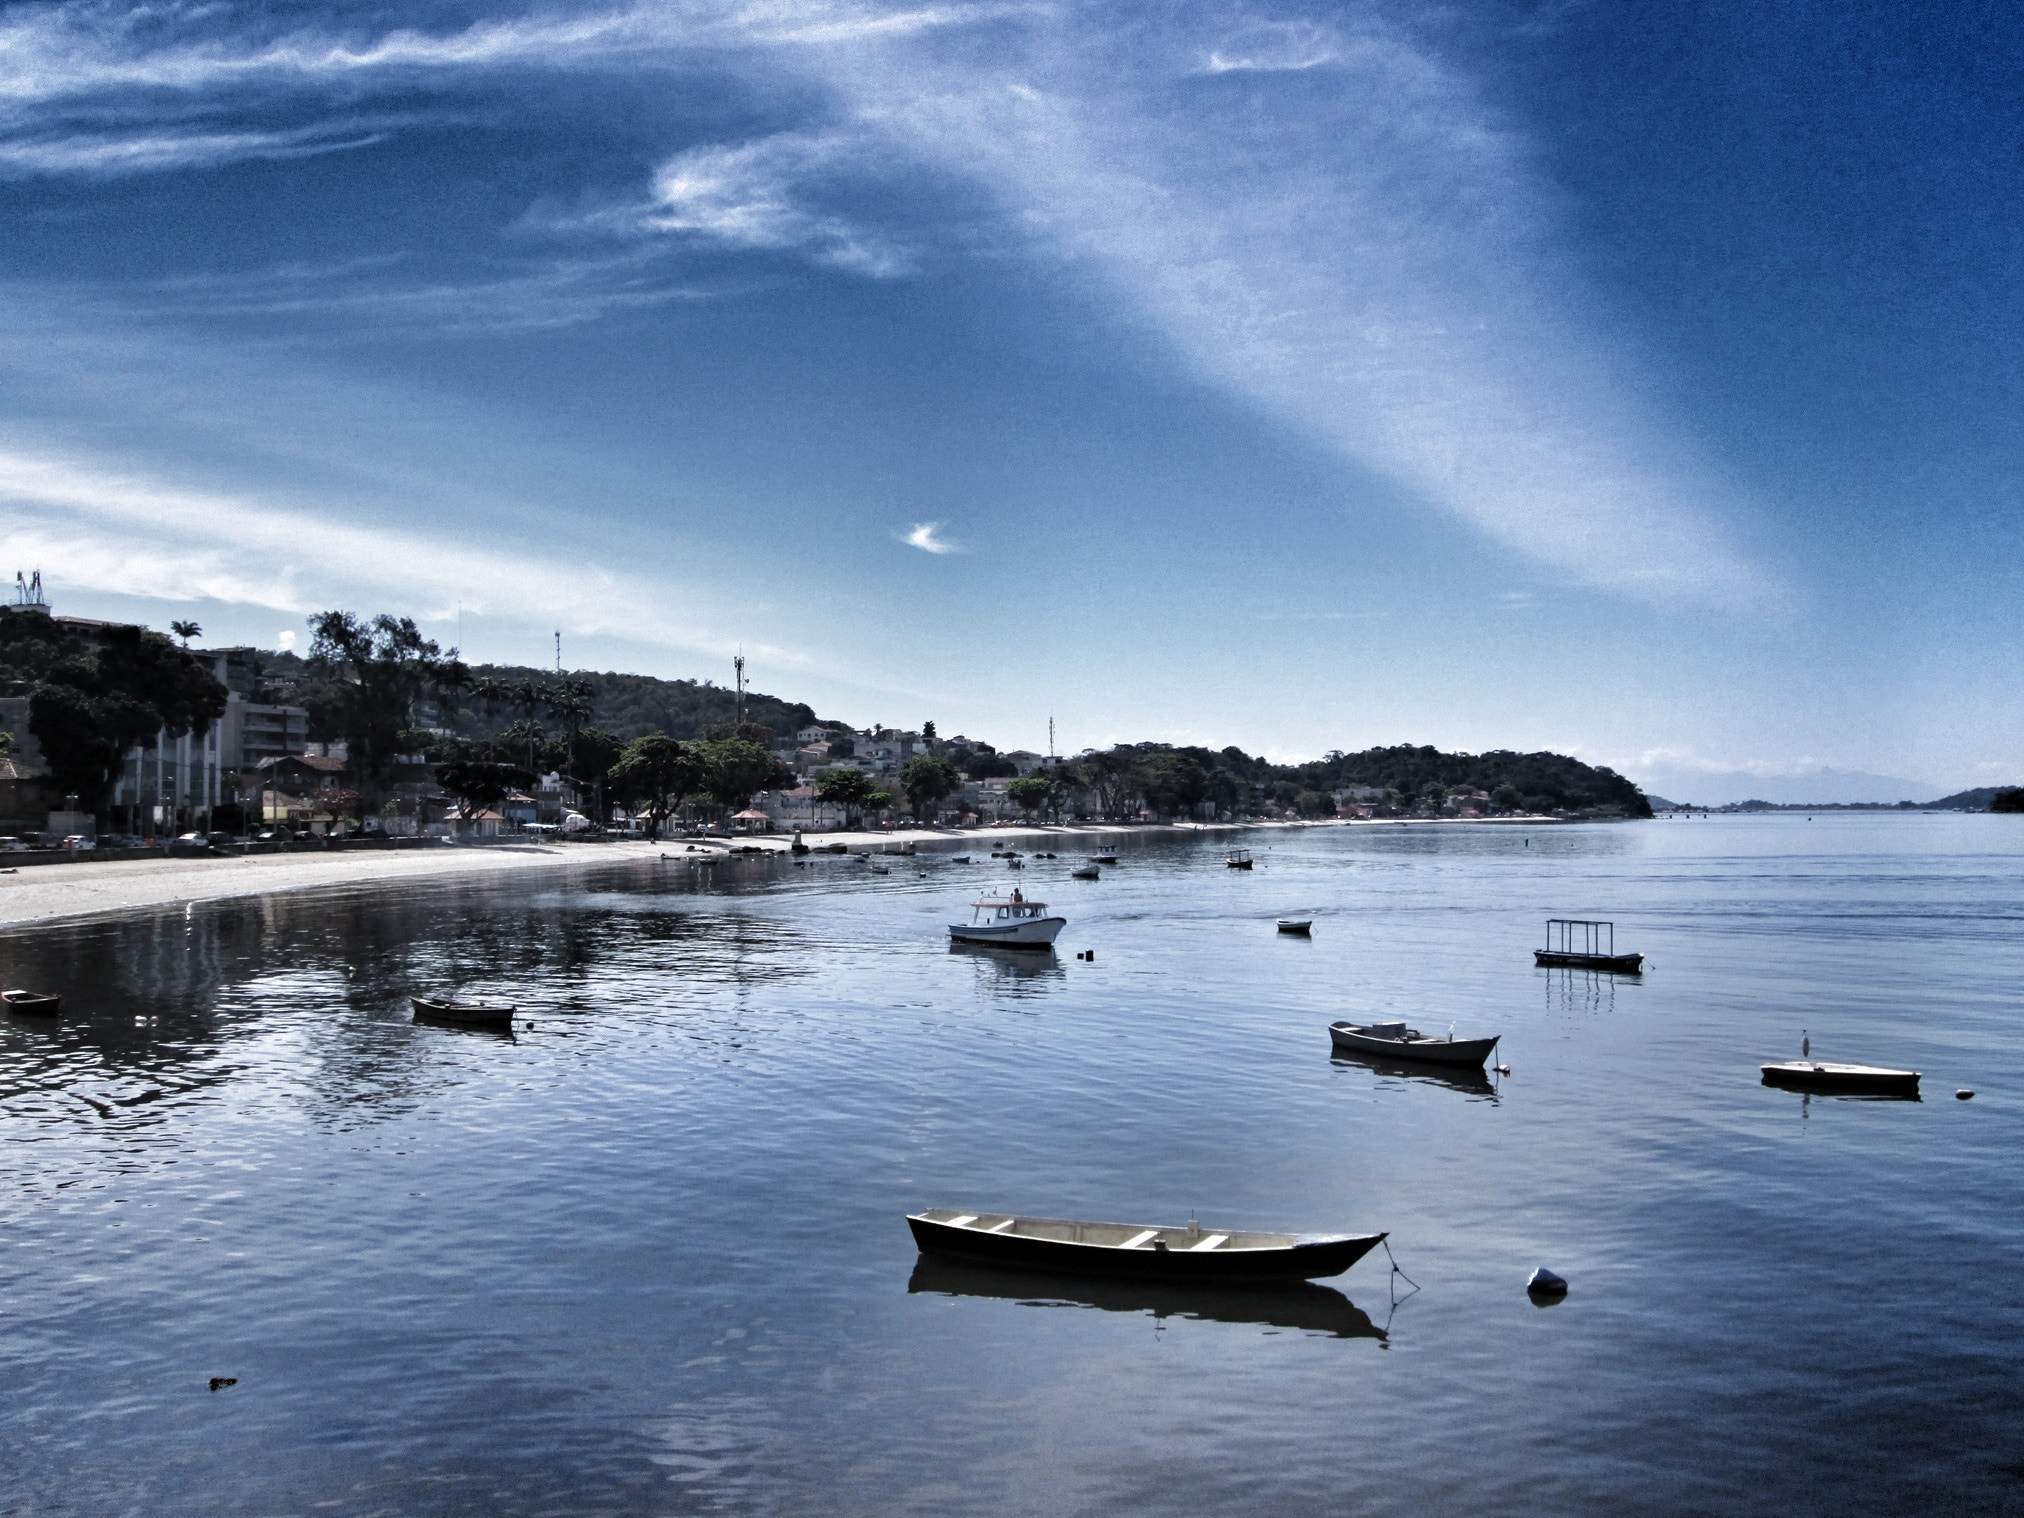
left=1628, top=765, right=1942, bottom=807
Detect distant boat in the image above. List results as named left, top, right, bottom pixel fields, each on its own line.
left=947, top=890, right=1065, bottom=948
left=2, top=988, right=60, bottom=1016
left=1761, top=1061, right=1920, bottom=1096
left=411, top=995, right=516, bottom=1030
left=1534, top=918, right=1642, bottom=973
left=1071, top=864, right=1101, bottom=880
left=1090, top=848, right=1119, bottom=866
left=1328, top=1020, right=1499, bottom=1068
left=1227, top=849, right=1253, bottom=869
left=1277, top=919, right=1312, bottom=935
left=950, top=855, right=972, bottom=864
left=907, top=1209, right=1385, bottom=1283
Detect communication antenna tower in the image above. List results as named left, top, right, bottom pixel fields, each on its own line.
left=735, top=653, right=747, bottom=725
left=555, top=630, right=562, bottom=675
left=1048, top=716, right=1055, bottom=760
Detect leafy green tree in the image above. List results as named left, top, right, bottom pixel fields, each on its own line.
left=434, top=755, right=534, bottom=819
left=27, top=625, right=228, bottom=813
left=1070, top=749, right=1139, bottom=819
left=1006, top=774, right=1060, bottom=820
left=696, top=738, right=793, bottom=813
left=704, top=720, right=779, bottom=746
left=900, top=754, right=962, bottom=820
left=571, top=725, right=627, bottom=827
left=306, top=612, right=468, bottom=797
left=610, top=734, right=705, bottom=836
left=865, top=788, right=893, bottom=816
left=816, top=765, right=878, bottom=828
left=1991, top=789, right=2024, bottom=813
left=1491, top=783, right=1523, bottom=812
left=1136, top=754, right=1208, bottom=817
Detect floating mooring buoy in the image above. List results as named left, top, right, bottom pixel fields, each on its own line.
left=1526, top=1267, right=1568, bottom=1298
left=1957, top=1089, right=1975, bottom=1100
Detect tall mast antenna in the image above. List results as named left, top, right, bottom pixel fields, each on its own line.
left=1048, top=716, right=1055, bottom=760
left=735, top=653, right=746, bottom=726
left=555, top=630, right=562, bottom=675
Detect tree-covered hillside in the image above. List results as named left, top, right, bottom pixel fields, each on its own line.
left=1279, top=744, right=1652, bottom=816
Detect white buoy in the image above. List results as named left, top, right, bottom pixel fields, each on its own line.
left=1527, top=1267, right=1568, bottom=1297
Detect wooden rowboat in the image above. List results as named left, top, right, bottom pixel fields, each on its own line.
left=1761, top=1061, right=1920, bottom=1096
left=1329, top=1020, right=1499, bottom=1068
left=411, top=995, right=516, bottom=1030
left=1277, top=919, right=1312, bottom=934
left=907, top=1209, right=1384, bottom=1283
left=2, top=988, right=61, bottom=1016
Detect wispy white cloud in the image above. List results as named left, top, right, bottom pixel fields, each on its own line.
left=0, top=0, right=1775, bottom=608
left=0, top=445, right=812, bottom=667
left=903, top=521, right=958, bottom=553
left=0, top=124, right=388, bottom=177
left=642, top=132, right=914, bottom=275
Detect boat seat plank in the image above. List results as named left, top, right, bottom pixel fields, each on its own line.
left=1120, top=1229, right=1160, bottom=1249
left=1189, top=1234, right=1229, bottom=1252
left=947, top=1215, right=979, bottom=1228
left=986, top=1219, right=1014, bottom=1233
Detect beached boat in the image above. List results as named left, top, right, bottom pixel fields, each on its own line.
left=1533, top=918, right=1642, bottom=973
left=907, top=1209, right=1385, bottom=1283
left=947, top=890, right=1064, bottom=948
left=1071, top=864, right=1101, bottom=880
left=1328, top=1020, right=1499, bottom=1068
left=2, top=988, right=61, bottom=1016
left=1761, top=1061, right=1920, bottom=1096
left=1227, top=849, right=1253, bottom=870
left=411, top=995, right=517, bottom=1030
left=1277, top=919, right=1312, bottom=935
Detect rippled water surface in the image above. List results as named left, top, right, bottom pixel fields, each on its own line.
left=4, top=816, right=2022, bottom=1515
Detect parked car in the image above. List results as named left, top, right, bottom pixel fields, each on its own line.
left=0, top=836, right=28, bottom=852
left=174, top=832, right=210, bottom=847
left=61, top=835, right=95, bottom=850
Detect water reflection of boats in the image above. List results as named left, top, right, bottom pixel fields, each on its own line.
left=946, top=940, right=1062, bottom=979
left=907, top=1256, right=1386, bottom=1340
left=1330, top=1048, right=1498, bottom=1097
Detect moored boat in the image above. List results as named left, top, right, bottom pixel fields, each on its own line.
left=1090, top=848, right=1119, bottom=866
left=411, top=995, right=517, bottom=1030
left=1071, top=864, right=1100, bottom=880
left=1761, top=1061, right=1920, bottom=1096
left=1534, top=917, right=1642, bottom=973
left=1226, top=849, right=1253, bottom=869
left=907, top=1209, right=1385, bottom=1283
left=947, top=889, right=1064, bottom=948
left=2, top=988, right=61, bottom=1016
left=1328, top=1020, right=1499, bottom=1068
left=1277, top=919, right=1312, bottom=934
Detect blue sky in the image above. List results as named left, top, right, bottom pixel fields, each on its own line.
left=0, top=0, right=2018, bottom=801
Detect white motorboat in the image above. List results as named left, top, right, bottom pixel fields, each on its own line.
left=948, top=889, right=1065, bottom=949
left=1328, top=1020, right=1499, bottom=1068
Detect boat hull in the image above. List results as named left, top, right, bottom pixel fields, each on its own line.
left=907, top=1212, right=1384, bottom=1283
left=1761, top=1062, right=1920, bottom=1096
left=411, top=996, right=516, bottom=1029
left=1328, top=1023, right=1499, bottom=1068
left=1277, top=920, right=1312, bottom=934
left=947, top=917, right=1065, bottom=949
left=2, top=990, right=60, bottom=1016
left=1534, top=950, right=1643, bottom=973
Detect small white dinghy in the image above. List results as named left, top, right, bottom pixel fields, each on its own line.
left=948, top=889, right=1065, bottom=949
left=1328, top=1020, right=1500, bottom=1069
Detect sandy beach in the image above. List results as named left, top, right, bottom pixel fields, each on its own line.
left=0, top=820, right=1324, bottom=932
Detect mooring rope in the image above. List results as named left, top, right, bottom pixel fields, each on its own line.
left=1383, top=1237, right=1421, bottom=1302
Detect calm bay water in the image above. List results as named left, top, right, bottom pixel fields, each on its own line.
left=3, top=815, right=2022, bottom=1515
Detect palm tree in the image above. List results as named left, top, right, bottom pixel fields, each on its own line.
left=170, top=620, right=201, bottom=646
